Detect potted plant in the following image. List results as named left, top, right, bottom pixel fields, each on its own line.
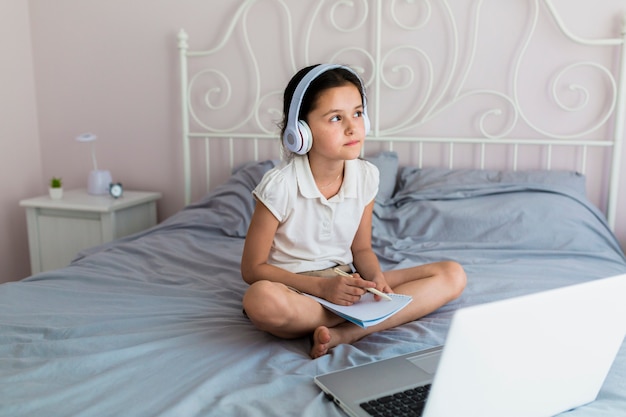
left=49, top=177, right=63, bottom=200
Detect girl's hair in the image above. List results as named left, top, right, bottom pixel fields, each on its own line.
left=279, top=64, right=366, bottom=156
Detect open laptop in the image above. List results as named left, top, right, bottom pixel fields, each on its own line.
left=315, top=273, right=626, bottom=417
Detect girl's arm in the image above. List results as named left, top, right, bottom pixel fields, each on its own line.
left=241, top=201, right=374, bottom=305
left=351, top=200, right=392, bottom=293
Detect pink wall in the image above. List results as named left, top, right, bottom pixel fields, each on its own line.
left=0, top=0, right=43, bottom=282
left=1, top=0, right=625, bottom=283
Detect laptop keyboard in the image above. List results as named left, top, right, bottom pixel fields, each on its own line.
left=359, top=384, right=431, bottom=417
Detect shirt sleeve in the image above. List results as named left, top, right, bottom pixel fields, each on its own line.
left=252, top=166, right=291, bottom=222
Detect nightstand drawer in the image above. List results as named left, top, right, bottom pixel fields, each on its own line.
left=37, top=213, right=102, bottom=271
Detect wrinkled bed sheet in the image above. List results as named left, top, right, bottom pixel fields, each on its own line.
left=1, top=160, right=625, bottom=417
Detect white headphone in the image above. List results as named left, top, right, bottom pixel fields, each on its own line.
left=282, top=64, right=371, bottom=155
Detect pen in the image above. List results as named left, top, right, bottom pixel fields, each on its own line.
left=333, top=268, right=393, bottom=301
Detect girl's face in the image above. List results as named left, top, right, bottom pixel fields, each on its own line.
left=305, top=84, right=366, bottom=161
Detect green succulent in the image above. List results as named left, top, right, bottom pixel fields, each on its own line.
left=50, top=177, right=62, bottom=188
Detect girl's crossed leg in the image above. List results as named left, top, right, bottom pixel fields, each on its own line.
left=242, top=261, right=466, bottom=358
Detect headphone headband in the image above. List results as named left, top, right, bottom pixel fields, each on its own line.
left=283, top=64, right=370, bottom=155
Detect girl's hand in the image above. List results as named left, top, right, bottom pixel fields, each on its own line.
left=370, top=275, right=394, bottom=301
left=321, top=273, right=376, bottom=306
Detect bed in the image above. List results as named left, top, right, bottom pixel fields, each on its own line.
left=2, top=1, right=626, bottom=416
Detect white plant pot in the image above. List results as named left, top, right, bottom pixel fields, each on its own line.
left=49, top=187, right=63, bottom=200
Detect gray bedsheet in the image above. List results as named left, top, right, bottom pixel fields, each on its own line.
left=1, top=160, right=625, bottom=417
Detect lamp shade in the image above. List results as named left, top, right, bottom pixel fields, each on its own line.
left=76, top=133, right=97, bottom=143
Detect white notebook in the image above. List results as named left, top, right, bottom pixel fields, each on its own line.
left=304, top=292, right=412, bottom=328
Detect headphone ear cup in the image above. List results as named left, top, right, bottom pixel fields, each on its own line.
left=296, top=120, right=312, bottom=154
left=282, top=120, right=312, bottom=155
left=282, top=124, right=301, bottom=153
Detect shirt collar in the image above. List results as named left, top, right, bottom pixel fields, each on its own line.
left=295, top=155, right=358, bottom=200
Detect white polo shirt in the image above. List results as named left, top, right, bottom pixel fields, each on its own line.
left=253, top=155, right=379, bottom=273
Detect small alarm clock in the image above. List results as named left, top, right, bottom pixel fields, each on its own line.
left=109, top=182, right=123, bottom=199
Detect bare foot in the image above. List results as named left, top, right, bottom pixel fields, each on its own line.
left=310, top=326, right=332, bottom=359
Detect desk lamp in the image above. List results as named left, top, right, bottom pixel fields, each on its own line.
left=76, top=133, right=112, bottom=195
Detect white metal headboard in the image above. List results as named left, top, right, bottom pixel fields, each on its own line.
left=178, top=0, right=626, bottom=229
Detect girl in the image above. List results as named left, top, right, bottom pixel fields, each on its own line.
left=241, top=64, right=466, bottom=359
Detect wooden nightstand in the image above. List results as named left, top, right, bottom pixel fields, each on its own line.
left=20, top=189, right=162, bottom=274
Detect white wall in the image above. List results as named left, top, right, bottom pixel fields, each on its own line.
left=1, top=0, right=624, bottom=283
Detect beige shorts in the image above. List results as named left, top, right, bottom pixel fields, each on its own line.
left=297, top=264, right=352, bottom=278
left=287, top=264, right=353, bottom=294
